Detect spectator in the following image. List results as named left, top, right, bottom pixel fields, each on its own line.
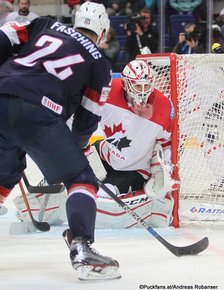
left=216, top=7, right=224, bottom=36
left=144, top=0, right=156, bottom=10
left=127, top=0, right=145, bottom=15
left=67, top=0, right=80, bottom=14
left=0, top=0, right=14, bottom=26
left=67, top=0, right=80, bottom=13
left=99, top=27, right=120, bottom=71
left=212, top=42, right=224, bottom=54
left=69, top=1, right=109, bottom=25
left=173, top=23, right=205, bottom=54
left=5, top=0, right=39, bottom=23
left=193, top=0, right=206, bottom=22
left=106, top=0, right=132, bottom=16
left=67, top=0, right=81, bottom=24
left=212, top=24, right=224, bottom=47
left=125, top=7, right=158, bottom=62
left=169, top=0, right=202, bottom=15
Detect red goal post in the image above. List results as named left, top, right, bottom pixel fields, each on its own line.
left=137, top=53, right=224, bottom=228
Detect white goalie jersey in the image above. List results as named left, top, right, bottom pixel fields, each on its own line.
left=98, top=78, right=174, bottom=179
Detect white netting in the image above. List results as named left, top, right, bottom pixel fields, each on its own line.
left=177, top=55, right=224, bottom=203
left=137, top=53, right=224, bottom=226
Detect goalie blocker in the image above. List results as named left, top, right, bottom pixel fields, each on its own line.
left=13, top=146, right=175, bottom=229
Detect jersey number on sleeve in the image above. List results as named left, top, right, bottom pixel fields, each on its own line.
left=14, top=35, right=84, bottom=80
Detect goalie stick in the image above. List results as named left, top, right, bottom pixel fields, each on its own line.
left=97, top=179, right=209, bottom=257
left=38, top=193, right=51, bottom=222
left=18, top=180, right=50, bottom=232
left=22, top=173, right=65, bottom=194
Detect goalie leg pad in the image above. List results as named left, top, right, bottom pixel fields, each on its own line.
left=150, top=194, right=174, bottom=227
left=13, top=190, right=67, bottom=225
left=9, top=221, right=37, bottom=235
left=96, top=190, right=173, bottom=229
left=97, top=183, right=119, bottom=198
left=0, top=205, right=8, bottom=216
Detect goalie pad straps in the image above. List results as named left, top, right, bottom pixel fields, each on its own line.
left=144, top=143, right=179, bottom=197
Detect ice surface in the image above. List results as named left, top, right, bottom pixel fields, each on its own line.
left=0, top=158, right=223, bottom=290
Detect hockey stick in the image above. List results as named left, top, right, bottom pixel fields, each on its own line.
left=22, top=173, right=65, bottom=194
left=18, top=180, right=50, bottom=232
left=97, top=179, right=209, bottom=257
left=38, top=193, right=51, bottom=221
left=9, top=193, right=51, bottom=235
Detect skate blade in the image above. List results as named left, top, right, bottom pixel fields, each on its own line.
left=77, top=265, right=121, bottom=281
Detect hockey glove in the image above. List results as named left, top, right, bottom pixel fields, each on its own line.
left=144, top=144, right=180, bottom=197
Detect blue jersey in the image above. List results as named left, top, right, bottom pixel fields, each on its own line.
left=0, top=17, right=111, bottom=147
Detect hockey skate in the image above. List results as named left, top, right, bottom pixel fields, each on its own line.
left=63, top=229, right=121, bottom=281
left=0, top=205, right=8, bottom=216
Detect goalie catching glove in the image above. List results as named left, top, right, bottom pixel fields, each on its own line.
left=144, top=143, right=180, bottom=198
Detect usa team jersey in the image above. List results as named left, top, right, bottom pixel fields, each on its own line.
left=0, top=18, right=111, bottom=148
left=99, top=78, right=174, bottom=178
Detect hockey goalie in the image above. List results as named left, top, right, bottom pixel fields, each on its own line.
left=13, top=60, right=179, bottom=229
left=14, top=144, right=176, bottom=229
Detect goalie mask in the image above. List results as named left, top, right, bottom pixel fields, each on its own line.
left=74, top=1, right=110, bottom=46
left=121, top=60, right=155, bottom=119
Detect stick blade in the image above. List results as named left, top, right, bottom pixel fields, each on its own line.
left=27, top=184, right=65, bottom=194
left=22, top=173, right=65, bottom=194
left=32, top=219, right=50, bottom=232
left=174, top=237, right=209, bottom=257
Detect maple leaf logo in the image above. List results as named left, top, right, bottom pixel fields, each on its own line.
left=104, top=124, right=125, bottom=137
left=103, top=123, right=131, bottom=152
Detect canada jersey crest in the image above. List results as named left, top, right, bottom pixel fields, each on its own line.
left=103, top=123, right=131, bottom=161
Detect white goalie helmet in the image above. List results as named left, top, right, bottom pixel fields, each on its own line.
left=121, top=59, right=155, bottom=106
left=121, top=60, right=156, bottom=118
left=74, top=1, right=110, bottom=46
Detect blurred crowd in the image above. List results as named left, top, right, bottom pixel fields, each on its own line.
left=1, top=0, right=224, bottom=71
left=66, top=0, right=224, bottom=70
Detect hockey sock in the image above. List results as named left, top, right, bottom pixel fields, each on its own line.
left=66, top=192, right=96, bottom=242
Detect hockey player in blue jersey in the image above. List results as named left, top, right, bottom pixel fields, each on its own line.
left=0, top=1, right=121, bottom=281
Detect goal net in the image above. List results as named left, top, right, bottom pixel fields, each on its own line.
left=137, top=53, right=224, bottom=228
